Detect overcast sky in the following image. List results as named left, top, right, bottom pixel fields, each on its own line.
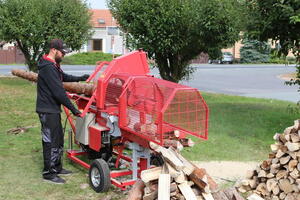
left=86, top=0, right=108, bottom=9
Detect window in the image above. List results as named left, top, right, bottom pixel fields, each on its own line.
left=93, top=39, right=103, bottom=51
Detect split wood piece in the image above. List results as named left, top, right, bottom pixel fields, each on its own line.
left=276, top=170, right=288, bottom=180
left=178, top=181, right=198, bottom=200
left=284, top=126, right=296, bottom=135
left=11, top=69, right=94, bottom=96
left=168, top=147, right=195, bottom=176
left=163, top=140, right=183, bottom=151
left=126, top=179, right=145, bottom=200
left=288, top=159, right=298, bottom=171
left=246, top=170, right=256, bottom=179
left=290, top=133, right=300, bottom=143
left=168, top=147, right=218, bottom=191
left=163, top=130, right=181, bottom=139
left=211, top=191, right=230, bottom=200
left=158, top=174, right=170, bottom=200
left=246, top=193, right=264, bottom=200
left=286, top=142, right=300, bottom=152
left=256, top=183, right=268, bottom=196
left=174, top=171, right=187, bottom=184
left=293, top=119, right=300, bottom=130
left=266, top=179, right=277, bottom=192
left=223, top=187, right=245, bottom=200
left=143, top=183, right=177, bottom=200
left=261, top=160, right=271, bottom=170
left=189, top=168, right=211, bottom=193
left=278, top=178, right=293, bottom=194
left=201, top=192, right=214, bottom=200
left=149, top=142, right=184, bottom=171
left=272, top=185, right=280, bottom=195
left=141, top=166, right=162, bottom=184
left=279, top=155, right=291, bottom=165
left=179, top=138, right=195, bottom=147
left=165, top=162, right=181, bottom=178
left=273, top=133, right=281, bottom=141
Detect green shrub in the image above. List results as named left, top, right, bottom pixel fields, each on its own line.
left=240, top=40, right=271, bottom=63
left=62, top=52, right=120, bottom=65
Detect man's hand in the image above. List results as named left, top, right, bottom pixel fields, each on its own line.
left=72, top=109, right=82, bottom=117
left=80, top=74, right=90, bottom=81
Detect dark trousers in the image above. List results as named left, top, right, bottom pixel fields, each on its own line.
left=38, top=113, right=64, bottom=179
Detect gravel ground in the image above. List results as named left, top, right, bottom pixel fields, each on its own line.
left=194, top=161, right=259, bottom=184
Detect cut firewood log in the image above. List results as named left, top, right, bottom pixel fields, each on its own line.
left=279, top=155, right=291, bottom=165
left=261, top=160, right=271, bottom=170
left=11, top=69, right=94, bottom=96
left=286, top=142, right=300, bottom=152
left=290, top=133, right=300, bottom=143
left=165, top=162, right=181, bottom=178
left=174, top=171, right=187, bottom=184
left=222, top=187, right=245, bottom=200
left=179, top=138, right=195, bottom=147
left=288, top=159, right=298, bottom=171
left=278, top=179, right=293, bottom=194
left=178, top=181, right=198, bottom=200
left=127, top=179, right=145, bottom=200
left=276, top=149, right=285, bottom=158
left=188, top=168, right=212, bottom=193
left=163, top=130, right=180, bottom=139
left=246, top=193, right=264, bottom=200
left=141, top=166, right=162, bottom=184
left=163, top=140, right=183, bottom=151
left=168, top=150, right=218, bottom=193
left=149, top=142, right=184, bottom=171
left=211, top=191, right=229, bottom=200
left=266, top=179, right=277, bottom=192
left=276, top=170, right=288, bottom=180
left=256, top=183, right=268, bottom=196
left=168, top=147, right=195, bottom=176
left=143, top=182, right=177, bottom=200
left=272, top=185, right=280, bottom=195
left=201, top=192, right=214, bottom=200
left=158, top=174, right=171, bottom=200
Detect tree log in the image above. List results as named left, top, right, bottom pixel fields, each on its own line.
left=11, top=69, right=94, bottom=96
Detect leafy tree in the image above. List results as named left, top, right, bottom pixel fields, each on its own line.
left=240, top=40, right=271, bottom=63
left=108, top=0, right=242, bottom=82
left=244, top=0, right=300, bottom=61
left=0, top=0, right=92, bottom=72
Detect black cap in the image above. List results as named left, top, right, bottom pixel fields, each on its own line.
left=49, top=39, right=70, bottom=54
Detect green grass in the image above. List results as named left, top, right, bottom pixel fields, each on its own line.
left=0, top=77, right=299, bottom=199
left=61, top=52, right=120, bottom=65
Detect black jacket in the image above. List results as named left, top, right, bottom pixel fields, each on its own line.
left=36, top=55, right=83, bottom=114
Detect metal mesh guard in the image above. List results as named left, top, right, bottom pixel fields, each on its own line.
left=119, top=76, right=208, bottom=143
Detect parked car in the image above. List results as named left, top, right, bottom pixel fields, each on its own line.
left=208, top=52, right=233, bottom=64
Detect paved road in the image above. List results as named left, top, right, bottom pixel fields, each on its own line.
left=1, top=64, right=299, bottom=102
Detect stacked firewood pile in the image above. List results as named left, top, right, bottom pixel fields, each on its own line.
left=238, top=120, right=300, bottom=200
left=127, top=142, right=245, bottom=200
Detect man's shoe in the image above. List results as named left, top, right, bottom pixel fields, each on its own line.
left=43, top=176, right=66, bottom=184
left=58, top=168, right=73, bottom=176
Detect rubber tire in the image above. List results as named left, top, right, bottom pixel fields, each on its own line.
left=89, top=158, right=111, bottom=193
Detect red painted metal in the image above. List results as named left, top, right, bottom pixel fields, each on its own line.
left=64, top=50, right=209, bottom=191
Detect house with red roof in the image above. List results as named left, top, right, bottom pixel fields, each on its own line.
left=81, top=9, right=126, bottom=54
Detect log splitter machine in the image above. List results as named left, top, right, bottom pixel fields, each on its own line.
left=64, top=50, right=209, bottom=192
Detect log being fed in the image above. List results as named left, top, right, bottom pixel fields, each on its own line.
left=11, top=69, right=94, bottom=96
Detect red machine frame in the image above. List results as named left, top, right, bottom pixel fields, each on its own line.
left=64, top=50, right=209, bottom=191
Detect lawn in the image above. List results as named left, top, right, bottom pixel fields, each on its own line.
left=0, top=77, right=299, bottom=199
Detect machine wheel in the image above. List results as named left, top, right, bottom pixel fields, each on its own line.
left=89, top=158, right=111, bottom=193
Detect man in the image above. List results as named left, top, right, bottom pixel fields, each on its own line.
left=36, top=39, right=89, bottom=184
